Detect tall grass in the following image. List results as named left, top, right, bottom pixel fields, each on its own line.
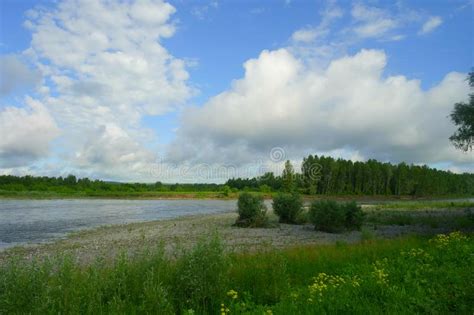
left=1, top=233, right=472, bottom=314
left=374, top=200, right=474, bottom=210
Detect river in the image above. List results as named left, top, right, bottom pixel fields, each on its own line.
left=0, top=199, right=238, bottom=249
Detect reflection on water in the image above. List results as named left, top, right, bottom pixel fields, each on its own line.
left=0, top=199, right=238, bottom=249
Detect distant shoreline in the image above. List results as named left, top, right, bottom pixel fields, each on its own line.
left=1, top=191, right=471, bottom=201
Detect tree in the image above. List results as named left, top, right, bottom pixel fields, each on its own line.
left=449, top=70, right=474, bottom=152
left=282, top=160, right=295, bottom=192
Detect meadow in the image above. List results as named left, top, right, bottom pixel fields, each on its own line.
left=1, top=232, right=472, bottom=314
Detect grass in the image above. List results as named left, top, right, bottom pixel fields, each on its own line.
left=372, top=200, right=474, bottom=210
left=1, top=232, right=473, bottom=314
left=2, top=188, right=472, bottom=202
left=365, top=207, right=474, bottom=230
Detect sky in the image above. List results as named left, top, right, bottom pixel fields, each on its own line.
left=0, top=0, right=473, bottom=183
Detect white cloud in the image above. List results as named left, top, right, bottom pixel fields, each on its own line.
left=351, top=3, right=398, bottom=38
left=419, top=16, right=443, bottom=35
left=168, top=48, right=473, bottom=172
left=191, top=1, right=219, bottom=20
left=73, top=123, right=157, bottom=179
left=2, top=0, right=469, bottom=180
left=16, top=0, right=194, bottom=180
left=0, top=97, right=59, bottom=167
left=0, top=55, right=41, bottom=96
left=291, top=1, right=342, bottom=43
left=292, top=28, right=321, bottom=43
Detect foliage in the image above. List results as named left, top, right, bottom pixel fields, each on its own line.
left=309, top=200, right=346, bottom=232
left=0, top=175, right=225, bottom=198
left=341, top=201, right=365, bottom=230
left=272, top=193, right=303, bottom=224
left=259, top=184, right=272, bottom=193
left=309, top=200, right=364, bottom=232
left=226, top=155, right=474, bottom=197
left=1, top=233, right=472, bottom=314
left=365, top=206, right=474, bottom=230
left=235, top=192, right=268, bottom=227
left=172, top=235, right=228, bottom=313
left=282, top=160, right=295, bottom=192
left=2, top=152, right=474, bottom=198
left=450, top=70, right=474, bottom=152
left=221, top=185, right=231, bottom=197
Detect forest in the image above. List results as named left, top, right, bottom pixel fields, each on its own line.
left=225, top=155, right=474, bottom=196
left=0, top=175, right=222, bottom=195
left=0, top=155, right=473, bottom=197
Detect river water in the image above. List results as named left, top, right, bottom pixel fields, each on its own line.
left=0, top=199, right=238, bottom=250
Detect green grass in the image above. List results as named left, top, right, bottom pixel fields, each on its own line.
left=1, top=232, right=473, bottom=314
left=364, top=207, right=474, bottom=230
left=373, top=200, right=474, bottom=210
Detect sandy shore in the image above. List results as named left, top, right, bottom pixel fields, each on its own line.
left=3, top=207, right=468, bottom=265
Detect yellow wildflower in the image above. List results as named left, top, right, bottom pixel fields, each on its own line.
left=227, top=289, right=238, bottom=299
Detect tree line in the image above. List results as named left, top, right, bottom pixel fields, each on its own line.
left=226, top=155, right=474, bottom=196
left=0, top=175, right=222, bottom=194
left=1, top=155, right=472, bottom=196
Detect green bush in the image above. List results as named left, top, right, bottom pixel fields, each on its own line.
left=222, top=185, right=231, bottom=197
left=172, top=235, right=228, bottom=313
left=342, top=201, right=365, bottom=230
left=235, top=192, right=268, bottom=227
left=310, top=200, right=364, bottom=232
left=272, top=193, right=303, bottom=224
left=309, top=200, right=346, bottom=232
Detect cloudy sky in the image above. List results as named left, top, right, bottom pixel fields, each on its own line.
left=0, top=0, right=472, bottom=182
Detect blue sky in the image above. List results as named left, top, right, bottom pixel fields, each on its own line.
left=0, top=0, right=473, bottom=182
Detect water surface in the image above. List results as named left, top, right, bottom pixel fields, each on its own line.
left=0, top=199, right=238, bottom=249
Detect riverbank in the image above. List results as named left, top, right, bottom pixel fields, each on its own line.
left=2, top=204, right=472, bottom=265
left=1, top=218, right=472, bottom=314
left=1, top=189, right=472, bottom=201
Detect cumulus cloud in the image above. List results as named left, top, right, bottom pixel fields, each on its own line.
left=168, top=48, right=472, bottom=172
left=0, top=55, right=41, bottom=96
left=73, top=123, right=157, bottom=179
left=0, top=97, right=59, bottom=167
left=16, top=0, right=193, bottom=180
left=418, top=16, right=443, bottom=35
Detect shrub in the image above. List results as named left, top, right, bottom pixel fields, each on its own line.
left=309, top=200, right=346, bottom=232
left=222, top=185, right=231, bottom=197
left=342, top=201, right=365, bottom=230
left=259, top=184, right=271, bottom=193
left=272, top=193, right=303, bottom=224
left=172, top=235, right=228, bottom=313
left=235, top=192, right=268, bottom=227
left=309, top=200, right=364, bottom=232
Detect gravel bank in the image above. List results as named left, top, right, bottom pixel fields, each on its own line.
left=1, top=208, right=470, bottom=265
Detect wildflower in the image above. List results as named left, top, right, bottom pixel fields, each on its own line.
left=227, top=289, right=238, bottom=299
left=351, top=276, right=361, bottom=287
left=431, top=231, right=467, bottom=248
left=372, top=260, right=389, bottom=286
left=220, top=303, right=230, bottom=315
